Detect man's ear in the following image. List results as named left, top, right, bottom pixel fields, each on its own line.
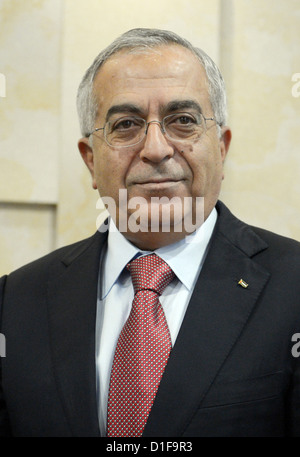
left=219, top=126, right=232, bottom=162
left=78, top=137, right=98, bottom=189
left=219, top=127, right=232, bottom=180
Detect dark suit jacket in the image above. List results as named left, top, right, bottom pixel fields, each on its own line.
left=0, top=201, right=300, bottom=437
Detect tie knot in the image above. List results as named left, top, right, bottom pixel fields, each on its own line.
left=127, top=253, right=174, bottom=295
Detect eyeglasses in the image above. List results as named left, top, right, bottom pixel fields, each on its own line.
left=87, top=112, right=219, bottom=148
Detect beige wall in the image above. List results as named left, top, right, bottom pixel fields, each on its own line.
left=0, top=0, right=299, bottom=275
left=220, top=0, right=300, bottom=236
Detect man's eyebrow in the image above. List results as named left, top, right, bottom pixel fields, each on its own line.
left=165, top=100, right=203, bottom=114
left=104, top=100, right=203, bottom=122
left=105, top=104, right=143, bottom=122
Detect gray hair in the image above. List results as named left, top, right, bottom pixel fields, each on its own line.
left=77, top=28, right=227, bottom=138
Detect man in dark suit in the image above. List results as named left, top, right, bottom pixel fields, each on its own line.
left=1, top=28, right=300, bottom=437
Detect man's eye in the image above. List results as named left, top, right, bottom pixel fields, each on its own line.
left=178, top=115, right=194, bottom=124
left=169, top=114, right=197, bottom=126
left=112, top=118, right=143, bottom=131
left=114, top=119, right=134, bottom=130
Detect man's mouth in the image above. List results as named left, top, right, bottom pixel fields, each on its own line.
left=135, top=178, right=182, bottom=189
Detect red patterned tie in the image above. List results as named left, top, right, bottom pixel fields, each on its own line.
left=107, top=253, right=175, bottom=437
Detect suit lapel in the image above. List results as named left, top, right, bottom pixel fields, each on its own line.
left=47, top=231, right=107, bottom=437
left=45, top=202, right=271, bottom=437
left=143, top=202, right=271, bottom=436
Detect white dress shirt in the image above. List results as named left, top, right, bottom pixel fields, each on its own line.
left=95, top=208, right=217, bottom=435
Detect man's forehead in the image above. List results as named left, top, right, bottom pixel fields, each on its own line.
left=94, top=44, right=207, bottom=85
left=92, top=45, right=209, bottom=112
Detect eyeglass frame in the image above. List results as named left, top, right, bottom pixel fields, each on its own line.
left=87, top=112, right=221, bottom=148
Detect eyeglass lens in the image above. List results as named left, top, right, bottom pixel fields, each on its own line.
left=104, top=113, right=206, bottom=147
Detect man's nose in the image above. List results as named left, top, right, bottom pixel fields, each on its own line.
left=139, top=121, right=175, bottom=163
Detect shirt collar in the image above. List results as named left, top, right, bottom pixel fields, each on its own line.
left=155, top=208, right=217, bottom=289
left=101, top=208, right=217, bottom=298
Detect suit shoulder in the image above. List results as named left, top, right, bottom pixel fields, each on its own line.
left=248, top=225, right=300, bottom=279
left=5, top=232, right=104, bottom=282
left=216, top=201, right=300, bottom=258
left=251, top=225, right=300, bottom=253
left=216, top=201, right=300, bottom=267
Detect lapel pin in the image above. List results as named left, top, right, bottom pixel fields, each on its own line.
left=238, top=279, right=249, bottom=288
